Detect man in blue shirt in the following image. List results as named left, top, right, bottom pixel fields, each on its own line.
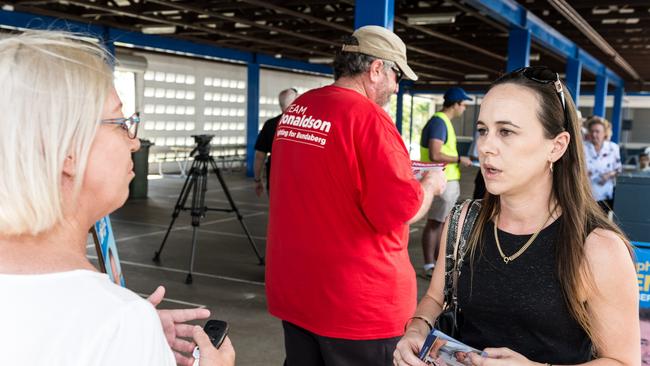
left=419, top=87, right=473, bottom=278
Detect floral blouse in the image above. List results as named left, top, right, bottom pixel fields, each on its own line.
left=584, top=140, right=622, bottom=201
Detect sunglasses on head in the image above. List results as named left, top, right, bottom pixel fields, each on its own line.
left=514, top=66, right=568, bottom=131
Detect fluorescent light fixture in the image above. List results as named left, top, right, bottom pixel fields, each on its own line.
left=406, top=13, right=458, bottom=25
left=308, top=57, right=333, bottom=64
left=592, top=6, right=614, bottom=15
left=529, top=53, right=540, bottom=61
left=465, top=74, right=488, bottom=80
left=601, top=18, right=639, bottom=25
left=142, top=26, right=176, bottom=34
left=1, top=4, right=14, bottom=11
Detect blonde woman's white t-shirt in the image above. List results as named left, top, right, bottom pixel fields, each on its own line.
left=0, top=270, right=175, bottom=366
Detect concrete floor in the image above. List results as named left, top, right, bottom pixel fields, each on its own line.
left=88, top=165, right=479, bottom=366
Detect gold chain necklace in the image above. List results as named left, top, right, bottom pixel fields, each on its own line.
left=493, top=214, right=551, bottom=264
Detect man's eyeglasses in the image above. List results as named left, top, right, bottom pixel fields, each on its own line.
left=515, top=66, right=568, bottom=131
left=391, top=66, right=403, bottom=84
left=101, top=112, right=140, bottom=139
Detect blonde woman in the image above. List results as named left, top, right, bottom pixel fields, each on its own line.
left=0, top=31, right=234, bottom=366
left=394, top=67, right=639, bottom=365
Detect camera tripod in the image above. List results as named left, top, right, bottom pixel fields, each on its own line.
left=153, top=148, right=264, bottom=284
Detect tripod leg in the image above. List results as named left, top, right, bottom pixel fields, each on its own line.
left=153, top=164, right=198, bottom=262
left=185, top=161, right=209, bottom=283
left=209, top=158, right=265, bottom=265
left=186, top=225, right=200, bottom=284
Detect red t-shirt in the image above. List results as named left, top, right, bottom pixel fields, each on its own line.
left=265, top=85, right=423, bottom=340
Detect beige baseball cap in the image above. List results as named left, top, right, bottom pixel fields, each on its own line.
left=341, top=25, right=418, bottom=81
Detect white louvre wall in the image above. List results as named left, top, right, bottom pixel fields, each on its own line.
left=136, top=51, right=247, bottom=172
left=258, top=68, right=332, bottom=128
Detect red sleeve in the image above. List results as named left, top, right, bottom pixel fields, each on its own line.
left=356, top=109, right=424, bottom=234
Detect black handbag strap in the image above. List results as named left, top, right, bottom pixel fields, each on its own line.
left=443, top=199, right=482, bottom=310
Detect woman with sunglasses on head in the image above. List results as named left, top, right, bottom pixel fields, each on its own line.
left=394, top=67, right=639, bottom=365
left=584, top=116, right=621, bottom=214
left=0, top=31, right=234, bottom=366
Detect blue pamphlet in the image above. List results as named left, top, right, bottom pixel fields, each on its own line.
left=90, top=215, right=126, bottom=287
left=418, top=329, right=486, bottom=366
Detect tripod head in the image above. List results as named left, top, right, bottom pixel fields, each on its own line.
left=190, top=134, right=214, bottom=158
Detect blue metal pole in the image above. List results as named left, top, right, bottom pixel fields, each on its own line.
left=611, top=86, right=624, bottom=143
left=246, top=60, right=260, bottom=177
left=354, top=0, right=395, bottom=30
left=565, top=57, right=582, bottom=107
left=594, top=74, right=608, bottom=118
left=506, top=27, right=531, bottom=72
left=409, top=95, right=415, bottom=155
left=396, top=85, right=404, bottom=134
left=101, top=27, right=116, bottom=72
left=102, top=27, right=115, bottom=57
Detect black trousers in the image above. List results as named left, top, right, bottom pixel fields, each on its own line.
left=282, top=321, right=400, bottom=366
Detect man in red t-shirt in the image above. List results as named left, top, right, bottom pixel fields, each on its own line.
left=265, top=25, right=447, bottom=365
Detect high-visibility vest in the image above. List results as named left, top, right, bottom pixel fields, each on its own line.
left=420, top=111, right=460, bottom=181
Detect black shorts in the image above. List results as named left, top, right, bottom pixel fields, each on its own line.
left=282, top=321, right=400, bottom=366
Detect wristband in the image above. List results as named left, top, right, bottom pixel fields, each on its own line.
left=404, top=316, right=433, bottom=332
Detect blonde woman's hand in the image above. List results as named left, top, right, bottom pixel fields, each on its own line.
left=193, top=326, right=236, bottom=366
left=393, top=329, right=429, bottom=366
left=147, top=286, right=211, bottom=366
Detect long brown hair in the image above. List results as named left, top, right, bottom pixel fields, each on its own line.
left=466, top=68, right=632, bottom=351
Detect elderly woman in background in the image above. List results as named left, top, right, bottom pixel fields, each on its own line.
left=584, top=116, right=622, bottom=213
left=0, top=31, right=234, bottom=366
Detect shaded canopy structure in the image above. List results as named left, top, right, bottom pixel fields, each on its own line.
left=0, top=0, right=646, bottom=169
left=2, top=0, right=647, bottom=91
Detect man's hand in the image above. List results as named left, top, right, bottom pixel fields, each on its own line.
left=407, top=170, right=447, bottom=224
left=459, top=156, right=473, bottom=167
left=422, top=170, right=447, bottom=197
left=254, top=180, right=264, bottom=197
left=147, top=286, right=211, bottom=366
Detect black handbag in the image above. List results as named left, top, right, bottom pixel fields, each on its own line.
left=435, top=199, right=482, bottom=337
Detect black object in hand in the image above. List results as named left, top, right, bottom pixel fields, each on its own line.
left=204, top=319, right=229, bottom=348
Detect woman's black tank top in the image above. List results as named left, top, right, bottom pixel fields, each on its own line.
left=457, top=218, right=593, bottom=363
